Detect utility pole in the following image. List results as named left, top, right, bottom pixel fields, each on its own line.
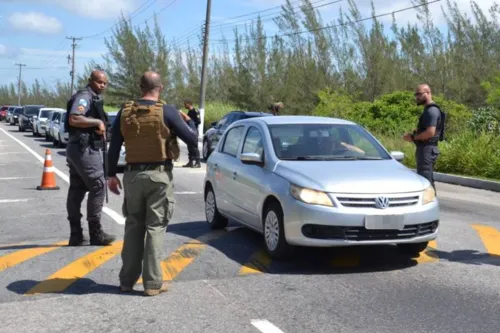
left=66, top=36, right=82, bottom=95
left=198, top=0, right=212, bottom=140
left=15, top=63, right=26, bottom=105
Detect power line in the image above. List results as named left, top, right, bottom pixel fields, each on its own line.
left=210, top=0, right=442, bottom=43
left=66, top=36, right=82, bottom=95
left=15, top=63, right=26, bottom=105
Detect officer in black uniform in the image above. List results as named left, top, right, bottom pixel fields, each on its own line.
left=182, top=99, right=201, bottom=168
left=64, top=69, right=116, bottom=246
left=403, top=84, right=444, bottom=193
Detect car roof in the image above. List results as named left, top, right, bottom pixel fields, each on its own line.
left=107, top=111, right=118, bottom=116
left=40, top=107, right=64, bottom=111
left=243, top=115, right=357, bottom=126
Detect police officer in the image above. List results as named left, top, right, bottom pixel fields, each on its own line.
left=106, top=71, right=198, bottom=296
left=65, top=69, right=116, bottom=246
left=403, top=84, right=444, bottom=192
left=268, top=102, right=284, bottom=116
left=182, top=99, right=201, bottom=168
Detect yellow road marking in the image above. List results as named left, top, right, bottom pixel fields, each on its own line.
left=239, top=250, right=272, bottom=275
left=25, top=241, right=124, bottom=295
left=471, top=224, right=500, bottom=256
left=137, top=231, right=226, bottom=284
left=0, top=241, right=67, bottom=273
left=415, top=240, right=439, bottom=264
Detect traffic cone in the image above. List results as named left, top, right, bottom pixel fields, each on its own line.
left=37, top=149, right=60, bottom=191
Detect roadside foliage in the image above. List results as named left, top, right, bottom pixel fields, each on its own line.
left=0, top=0, right=499, bottom=179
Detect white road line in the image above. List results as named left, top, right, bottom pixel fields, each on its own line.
left=251, top=319, right=285, bottom=333
left=174, top=191, right=201, bottom=195
left=0, top=127, right=126, bottom=225
left=0, top=199, right=31, bottom=203
left=0, top=152, right=28, bottom=155
left=0, top=176, right=38, bottom=180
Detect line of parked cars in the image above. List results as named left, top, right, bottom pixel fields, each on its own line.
left=1, top=104, right=126, bottom=169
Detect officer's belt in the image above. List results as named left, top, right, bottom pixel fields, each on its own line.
left=126, top=161, right=173, bottom=172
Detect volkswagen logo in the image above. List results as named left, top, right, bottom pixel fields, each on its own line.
left=375, top=196, right=390, bottom=209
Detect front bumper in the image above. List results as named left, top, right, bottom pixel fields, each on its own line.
left=281, top=192, right=439, bottom=247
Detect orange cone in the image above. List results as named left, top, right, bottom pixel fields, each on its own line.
left=37, top=149, right=60, bottom=191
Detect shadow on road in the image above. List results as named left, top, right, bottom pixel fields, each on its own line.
left=7, top=278, right=143, bottom=296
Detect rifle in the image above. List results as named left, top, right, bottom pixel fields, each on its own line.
left=102, top=136, right=109, bottom=204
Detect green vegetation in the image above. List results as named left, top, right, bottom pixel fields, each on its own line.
left=1, top=0, right=499, bottom=180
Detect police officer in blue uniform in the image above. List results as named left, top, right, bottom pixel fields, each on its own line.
left=403, top=84, right=445, bottom=193
left=64, top=70, right=116, bottom=246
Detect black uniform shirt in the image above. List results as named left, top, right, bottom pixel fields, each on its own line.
left=417, top=105, right=441, bottom=136
left=68, top=86, right=101, bottom=140
left=187, top=108, right=200, bottom=127
left=107, top=100, right=198, bottom=177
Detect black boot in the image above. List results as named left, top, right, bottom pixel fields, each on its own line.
left=193, top=159, right=201, bottom=168
left=68, top=222, right=87, bottom=246
left=89, top=221, right=116, bottom=246
left=183, top=159, right=193, bottom=168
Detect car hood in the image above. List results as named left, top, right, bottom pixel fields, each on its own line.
left=273, top=159, right=428, bottom=194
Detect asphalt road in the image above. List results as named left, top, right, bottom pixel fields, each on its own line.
left=0, top=121, right=499, bottom=333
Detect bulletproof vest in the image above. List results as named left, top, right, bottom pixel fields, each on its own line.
left=417, top=103, right=446, bottom=144
left=120, top=100, right=179, bottom=163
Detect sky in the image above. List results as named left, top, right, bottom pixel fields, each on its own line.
left=0, top=0, right=496, bottom=91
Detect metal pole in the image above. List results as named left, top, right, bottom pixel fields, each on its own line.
left=66, top=36, right=82, bottom=95
left=198, top=0, right=212, bottom=140
left=15, top=63, right=26, bottom=105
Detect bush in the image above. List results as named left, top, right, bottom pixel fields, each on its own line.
left=377, top=130, right=500, bottom=181
left=469, top=106, right=500, bottom=135
left=313, top=90, right=472, bottom=137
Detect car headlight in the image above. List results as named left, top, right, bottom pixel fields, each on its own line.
left=422, top=186, right=436, bottom=205
left=290, top=184, right=334, bottom=207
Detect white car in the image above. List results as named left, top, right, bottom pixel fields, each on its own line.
left=33, top=108, right=64, bottom=137
left=204, top=115, right=439, bottom=260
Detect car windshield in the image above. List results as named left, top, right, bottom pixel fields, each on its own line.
left=25, top=106, right=41, bottom=116
left=268, top=123, right=391, bottom=160
left=40, top=110, right=52, bottom=118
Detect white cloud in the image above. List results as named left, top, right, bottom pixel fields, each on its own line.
left=55, top=0, right=137, bottom=19
left=0, top=43, right=21, bottom=58
left=0, top=0, right=138, bottom=19
left=8, top=12, right=63, bottom=34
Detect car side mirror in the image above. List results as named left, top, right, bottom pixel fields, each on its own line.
left=211, top=121, right=217, bottom=128
left=240, top=152, right=263, bottom=165
left=391, top=151, right=404, bottom=162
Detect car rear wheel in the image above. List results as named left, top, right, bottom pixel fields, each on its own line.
left=397, top=241, right=429, bottom=257
left=205, top=185, right=228, bottom=229
left=263, top=201, right=293, bottom=260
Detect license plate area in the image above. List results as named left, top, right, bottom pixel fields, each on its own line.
left=364, top=214, right=405, bottom=230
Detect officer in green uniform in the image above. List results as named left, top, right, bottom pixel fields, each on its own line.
left=106, top=71, right=198, bottom=296
left=268, top=102, right=284, bottom=116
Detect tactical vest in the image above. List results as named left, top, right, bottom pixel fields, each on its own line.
left=120, top=100, right=180, bottom=163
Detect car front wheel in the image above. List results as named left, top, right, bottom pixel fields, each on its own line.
left=205, top=185, right=228, bottom=229
left=202, top=140, right=210, bottom=160
left=397, top=242, right=429, bottom=257
left=263, top=201, right=293, bottom=260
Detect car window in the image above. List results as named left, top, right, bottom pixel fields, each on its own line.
left=217, top=114, right=230, bottom=129
left=221, top=126, right=245, bottom=156
left=242, top=126, right=264, bottom=157
left=268, top=123, right=391, bottom=160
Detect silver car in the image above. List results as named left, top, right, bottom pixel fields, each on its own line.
left=203, top=116, right=439, bottom=260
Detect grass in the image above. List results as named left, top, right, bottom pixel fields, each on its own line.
left=377, top=131, right=500, bottom=181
